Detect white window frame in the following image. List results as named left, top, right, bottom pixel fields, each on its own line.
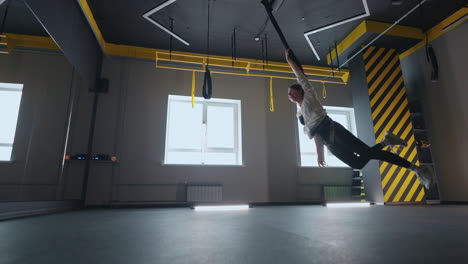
left=298, top=106, right=357, bottom=168
left=164, top=95, right=242, bottom=165
left=0, top=82, right=23, bottom=162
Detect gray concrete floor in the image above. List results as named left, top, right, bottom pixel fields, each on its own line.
left=1, top=205, right=468, bottom=264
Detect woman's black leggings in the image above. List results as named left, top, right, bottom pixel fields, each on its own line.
left=315, top=116, right=411, bottom=170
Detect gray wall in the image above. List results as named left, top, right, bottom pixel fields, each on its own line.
left=85, top=57, right=354, bottom=205
left=0, top=50, right=89, bottom=201
left=0, top=50, right=355, bottom=204
left=400, top=22, right=468, bottom=202
left=88, top=58, right=269, bottom=204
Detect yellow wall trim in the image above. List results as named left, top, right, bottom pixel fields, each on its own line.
left=77, top=0, right=107, bottom=51
left=106, top=43, right=349, bottom=84
left=4, top=33, right=60, bottom=51
left=399, top=7, right=468, bottom=60
left=365, top=21, right=424, bottom=39
left=327, top=20, right=424, bottom=65
left=327, top=21, right=367, bottom=65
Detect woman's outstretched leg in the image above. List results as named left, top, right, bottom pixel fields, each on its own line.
left=367, top=139, right=433, bottom=189
left=317, top=119, right=433, bottom=189
left=368, top=148, right=411, bottom=168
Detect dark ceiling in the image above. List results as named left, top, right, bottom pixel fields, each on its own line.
left=0, top=0, right=48, bottom=36
left=1, top=0, right=465, bottom=67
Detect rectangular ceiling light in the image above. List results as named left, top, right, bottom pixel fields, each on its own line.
left=193, top=205, right=249, bottom=211
left=143, top=0, right=190, bottom=46
left=326, top=202, right=371, bottom=208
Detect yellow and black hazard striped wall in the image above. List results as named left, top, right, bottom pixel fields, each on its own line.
left=363, top=46, right=425, bottom=203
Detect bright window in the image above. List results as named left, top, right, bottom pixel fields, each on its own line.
left=164, top=95, right=242, bottom=165
left=0, top=82, right=23, bottom=161
left=298, top=106, right=357, bottom=167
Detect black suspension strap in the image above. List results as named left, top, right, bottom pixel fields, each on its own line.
left=261, top=38, right=265, bottom=71
left=231, top=29, right=234, bottom=67
left=335, top=41, right=340, bottom=72
left=1, top=0, right=10, bottom=34
left=234, top=27, right=237, bottom=62
left=261, top=0, right=304, bottom=73
left=231, top=27, right=237, bottom=67
left=203, top=0, right=213, bottom=99
left=426, top=45, right=438, bottom=81
left=202, top=68, right=212, bottom=99
left=265, top=33, right=269, bottom=66
left=419, top=1, right=438, bottom=81
left=206, top=0, right=210, bottom=63
left=329, top=46, right=334, bottom=77
left=169, top=18, right=174, bottom=60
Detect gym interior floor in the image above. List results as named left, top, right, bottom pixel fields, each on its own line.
left=1, top=205, right=467, bottom=264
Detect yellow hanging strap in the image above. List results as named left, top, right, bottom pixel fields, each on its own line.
left=269, top=77, right=275, bottom=112
left=322, top=81, right=327, bottom=99
left=191, top=71, right=196, bottom=108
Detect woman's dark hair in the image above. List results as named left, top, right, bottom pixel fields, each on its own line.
left=289, top=83, right=304, bottom=96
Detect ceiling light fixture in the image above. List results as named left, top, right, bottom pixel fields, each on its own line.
left=326, top=202, right=371, bottom=208
left=143, top=0, right=190, bottom=46
left=303, top=0, right=370, bottom=61
left=193, top=205, right=250, bottom=211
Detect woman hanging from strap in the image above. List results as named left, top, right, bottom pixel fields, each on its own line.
left=285, top=48, right=431, bottom=189
left=261, top=0, right=433, bottom=189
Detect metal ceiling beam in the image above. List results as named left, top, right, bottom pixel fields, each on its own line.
left=24, top=0, right=103, bottom=87
left=326, top=20, right=425, bottom=65
left=400, top=6, right=468, bottom=60
left=24, top=0, right=105, bottom=208
left=326, top=6, right=468, bottom=65
left=336, top=0, right=427, bottom=70
left=154, top=51, right=348, bottom=84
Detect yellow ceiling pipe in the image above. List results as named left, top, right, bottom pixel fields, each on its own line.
left=0, top=34, right=14, bottom=54
left=2, top=33, right=60, bottom=52
left=155, top=51, right=349, bottom=85
left=0, top=33, right=348, bottom=85
left=0, top=34, right=8, bottom=54
left=155, top=65, right=347, bottom=85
